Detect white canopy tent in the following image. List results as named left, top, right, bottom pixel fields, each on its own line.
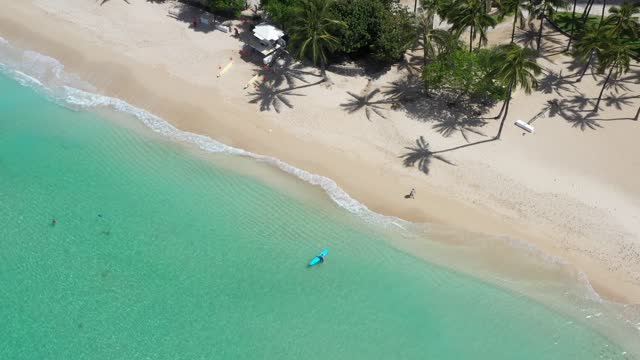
left=252, top=24, right=284, bottom=42
left=249, top=23, right=286, bottom=62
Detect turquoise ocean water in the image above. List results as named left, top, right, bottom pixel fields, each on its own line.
left=0, top=41, right=638, bottom=359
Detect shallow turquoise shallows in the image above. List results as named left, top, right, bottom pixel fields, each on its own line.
left=0, top=73, right=631, bottom=360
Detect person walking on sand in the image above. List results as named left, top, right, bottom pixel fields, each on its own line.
left=407, top=188, right=416, bottom=199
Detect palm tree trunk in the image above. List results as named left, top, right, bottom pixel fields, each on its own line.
left=320, top=61, right=329, bottom=83
left=581, top=0, right=593, bottom=19
left=565, top=0, right=578, bottom=51
left=496, top=84, right=514, bottom=139
left=493, top=98, right=508, bottom=119
left=511, top=9, right=518, bottom=43
left=600, top=0, right=607, bottom=22
left=582, top=0, right=595, bottom=23
left=536, top=15, right=544, bottom=53
left=470, top=25, right=475, bottom=52
left=414, top=0, right=418, bottom=13
left=423, top=32, right=428, bottom=64
left=576, top=52, right=593, bottom=82
left=593, top=65, right=614, bottom=112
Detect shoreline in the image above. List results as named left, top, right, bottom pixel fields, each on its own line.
left=1, top=0, right=639, bottom=304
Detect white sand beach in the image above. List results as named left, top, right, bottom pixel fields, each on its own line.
left=1, top=0, right=639, bottom=303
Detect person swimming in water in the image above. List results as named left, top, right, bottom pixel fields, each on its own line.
left=318, top=255, right=324, bottom=263
left=51, top=218, right=57, bottom=226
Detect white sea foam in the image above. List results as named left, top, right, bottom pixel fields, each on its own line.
left=61, top=85, right=401, bottom=227
left=0, top=38, right=405, bottom=228
left=0, top=41, right=598, bottom=263
left=577, top=271, right=604, bottom=303
left=0, top=40, right=623, bottom=302
left=21, top=50, right=65, bottom=80
left=3, top=47, right=372, bottom=222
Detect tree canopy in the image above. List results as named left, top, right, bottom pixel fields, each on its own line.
left=423, top=47, right=508, bottom=102
left=206, top=0, right=245, bottom=17
left=264, top=0, right=416, bottom=64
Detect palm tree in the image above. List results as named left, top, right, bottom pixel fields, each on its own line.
left=528, top=0, right=567, bottom=53
left=415, top=8, right=452, bottom=64
left=599, top=0, right=608, bottom=23
left=605, top=0, right=640, bottom=38
left=415, top=11, right=453, bottom=94
left=580, top=0, right=596, bottom=23
left=565, top=0, right=578, bottom=51
left=449, top=0, right=498, bottom=51
left=572, top=22, right=609, bottom=82
left=498, top=0, right=529, bottom=43
left=493, top=44, right=542, bottom=139
left=592, top=38, right=636, bottom=112
left=288, top=0, right=345, bottom=80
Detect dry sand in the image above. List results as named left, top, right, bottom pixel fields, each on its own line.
left=1, top=0, right=639, bottom=303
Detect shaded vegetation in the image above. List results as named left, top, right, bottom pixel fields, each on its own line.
left=264, top=0, right=416, bottom=65
left=205, top=0, right=245, bottom=17
left=423, top=47, right=508, bottom=104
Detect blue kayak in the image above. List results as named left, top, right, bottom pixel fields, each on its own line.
left=309, top=249, right=329, bottom=266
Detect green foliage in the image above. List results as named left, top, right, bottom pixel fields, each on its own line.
left=288, top=0, right=345, bottom=68
left=330, top=0, right=386, bottom=55
left=572, top=22, right=610, bottom=63
left=371, top=6, right=418, bottom=63
left=206, top=0, right=245, bottom=17
left=265, top=0, right=418, bottom=65
left=562, top=1, right=640, bottom=59
left=492, top=43, right=541, bottom=138
left=422, top=48, right=507, bottom=101
left=552, top=11, right=599, bottom=34
left=446, top=0, right=498, bottom=50
left=596, top=36, right=636, bottom=75
left=262, top=0, right=298, bottom=30
left=527, top=0, right=568, bottom=20
left=605, top=0, right=640, bottom=40
left=493, top=43, right=542, bottom=93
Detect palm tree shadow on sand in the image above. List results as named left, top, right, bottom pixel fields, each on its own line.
left=397, top=54, right=424, bottom=76
left=432, top=117, right=488, bottom=142
left=564, top=111, right=604, bottom=131
left=340, top=88, right=389, bottom=121
left=400, top=136, right=455, bottom=175
left=538, top=69, right=577, bottom=96
left=401, top=136, right=500, bottom=175
left=248, top=82, right=305, bottom=113
left=528, top=93, right=639, bottom=131
left=248, top=59, right=326, bottom=113
left=514, top=24, right=538, bottom=49
left=257, top=58, right=323, bottom=89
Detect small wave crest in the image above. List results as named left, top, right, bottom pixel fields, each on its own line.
left=1, top=39, right=634, bottom=318
left=0, top=39, right=404, bottom=228
left=0, top=41, right=611, bottom=269
left=61, top=85, right=401, bottom=227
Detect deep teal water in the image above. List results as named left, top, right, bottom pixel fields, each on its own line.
left=0, top=72, right=633, bottom=359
